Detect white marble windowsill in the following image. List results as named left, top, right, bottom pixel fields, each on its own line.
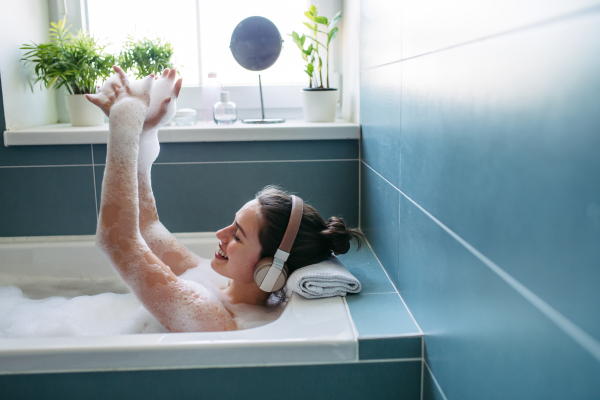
left=3, top=119, right=360, bottom=146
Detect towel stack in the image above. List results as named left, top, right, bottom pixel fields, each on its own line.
left=286, top=256, right=361, bottom=299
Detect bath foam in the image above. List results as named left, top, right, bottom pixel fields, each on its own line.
left=0, top=285, right=141, bottom=338
left=179, top=259, right=285, bottom=330
left=0, top=260, right=284, bottom=338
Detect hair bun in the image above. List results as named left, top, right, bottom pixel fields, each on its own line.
left=321, top=216, right=357, bottom=255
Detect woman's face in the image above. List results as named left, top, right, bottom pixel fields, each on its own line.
left=211, top=199, right=263, bottom=283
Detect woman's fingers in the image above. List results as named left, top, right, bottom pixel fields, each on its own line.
left=85, top=94, right=111, bottom=116
left=113, top=66, right=131, bottom=94
left=110, top=82, right=121, bottom=98
left=162, top=69, right=170, bottom=78
left=168, top=68, right=177, bottom=80
left=174, top=77, right=183, bottom=98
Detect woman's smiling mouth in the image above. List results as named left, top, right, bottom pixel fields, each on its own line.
left=216, top=243, right=228, bottom=260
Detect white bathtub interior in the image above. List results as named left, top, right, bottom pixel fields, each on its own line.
left=0, top=233, right=357, bottom=374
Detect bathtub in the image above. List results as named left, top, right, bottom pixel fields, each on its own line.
left=0, top=233, right=357, bottom=375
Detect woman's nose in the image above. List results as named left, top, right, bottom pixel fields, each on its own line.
left=216, top=224, right=234, bottom=242
left=216, top=228, right=227, bottom=242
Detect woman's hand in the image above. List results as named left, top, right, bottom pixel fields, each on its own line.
left=143, top=68, right=183, bottom=131
left=86, top=66, right=151, bottom=117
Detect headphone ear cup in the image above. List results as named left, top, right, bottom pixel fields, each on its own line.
left=254, top=257, right=289, bottom=292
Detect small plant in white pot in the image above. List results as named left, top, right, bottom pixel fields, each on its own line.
left=289, top=5, right=341, bottom=122
left=21, top=17, right=115, bottom=126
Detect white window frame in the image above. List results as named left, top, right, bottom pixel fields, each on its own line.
left=52, top=0, right=343, bottom=120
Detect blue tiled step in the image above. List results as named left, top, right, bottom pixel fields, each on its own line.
left=338, top=243, right=423, bottom=362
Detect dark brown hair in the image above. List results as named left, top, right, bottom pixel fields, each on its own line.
left=255, top=186, right=364, bottom=274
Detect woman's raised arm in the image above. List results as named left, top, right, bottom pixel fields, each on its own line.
left=87, top=67, right=236, bottom=332
left=137, top=69, right=203, bottom=276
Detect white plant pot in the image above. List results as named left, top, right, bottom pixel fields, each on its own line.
left=301, top=89, right=338, bottom=122
left=65, top=94, right=105, bottom=127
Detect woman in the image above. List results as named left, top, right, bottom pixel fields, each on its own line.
left=86, top=67, right=362, bottom=333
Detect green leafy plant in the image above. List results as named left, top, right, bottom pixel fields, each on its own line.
left=20, top=17, right=116, bottom=95
left=289, top=5, right=342, bottom=89
left=118, top=35, right=177, bottom=80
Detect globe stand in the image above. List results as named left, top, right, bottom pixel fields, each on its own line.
left=242, top=75, right=285, bottom=124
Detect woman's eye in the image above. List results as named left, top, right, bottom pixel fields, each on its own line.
left=233, top=233, right=240, bottom=241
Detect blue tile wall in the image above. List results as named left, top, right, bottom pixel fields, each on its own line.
left=423, top=364, right=446, bottom=400
left=359, top=336, right=422, bottom=360
left=0, top=361, right=422, bottom=400
left=400, top=12, right=600, bottom=343
left=0, top=167, right=97, bottom=236
left=360, top=0, right=600, bottom=398
left=360, top=163, right=400, bottom=289
left=399, top=195, right=600, bottom=399
left=360, top=63, right=402, bottom=188
left=95, top=159, right=358, bottom=232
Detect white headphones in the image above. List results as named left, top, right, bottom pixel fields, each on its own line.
left=253, top=195, right=304, bottom=292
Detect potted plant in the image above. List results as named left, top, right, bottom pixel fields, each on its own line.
left=289, top=5, right=342, bottom=122
left=118, top=35, right=177, bottom=79
left=21, top=17, right=115, bottom=126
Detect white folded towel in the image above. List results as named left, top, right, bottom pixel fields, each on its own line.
left=286, top=256, right=361, bottom=299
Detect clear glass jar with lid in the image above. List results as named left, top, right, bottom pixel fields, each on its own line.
left=172, top=108, right=197, bottom=125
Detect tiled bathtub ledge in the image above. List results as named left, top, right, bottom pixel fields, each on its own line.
left=3, top=119, right=360, bottom=146
left=338, top=245, right=424, bottom=362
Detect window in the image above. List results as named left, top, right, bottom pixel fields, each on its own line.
left=87, top=0, right=309, bottom=86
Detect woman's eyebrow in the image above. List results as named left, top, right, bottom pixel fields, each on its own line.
left=235, top=221, right=247, bottom=238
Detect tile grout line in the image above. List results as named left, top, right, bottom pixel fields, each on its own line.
left=91, top=144, right=98, bottom=219
left=91, top=159, right=359, bottom=167
left=358, top=131, right=362, bottom=230
left=363, top=159, right=600, bottom=362
left=153, top=159, right=359, bottom=165
left=359, top=333, right=422, bottom=340
left=359, top=357, right=422, bottom=364
left=364, top=236, right=424, bottom=336
left=342, top=296, right=360, bottom=363
left=420, top=336, right=425, bottom=400
left=0, top=164, right=94, bottom=168
left=0, top=159, right=359, bottom=168
left=355, top=291, right=397, bottom=296
left=398, top=41, right=404, bottom=295
left=359, top=4, right=600, bottom=72
left=424, top=360, right=449, bottom=400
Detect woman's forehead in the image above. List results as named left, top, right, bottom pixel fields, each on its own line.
left=237, top=199, right=261, bottom=234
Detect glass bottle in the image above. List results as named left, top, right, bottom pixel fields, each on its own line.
left=213, top=91, right=237, bottom=125
left=203, top=72, right=222, bottom=123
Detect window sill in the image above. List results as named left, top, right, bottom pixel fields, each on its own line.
left=3, top=119, right=360, bottom=146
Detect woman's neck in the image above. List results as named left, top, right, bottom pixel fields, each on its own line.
left=222, top=280, right=270, bottom=306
